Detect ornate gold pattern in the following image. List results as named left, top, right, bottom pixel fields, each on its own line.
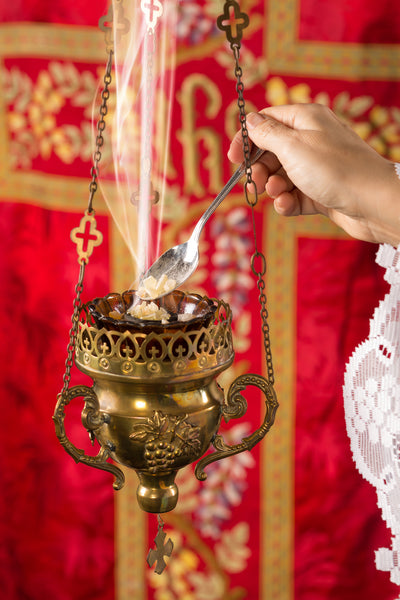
left=76, top=299, right=234, bottom=380
left=53, top=385, right=125, bottom=490
left=130, top=410, right=202, bottom=474
left=56, top=289, right=278, bottom=517
left=267, top=0, right=400, bottom=80
left=195, top=374, right=278, bottom=479
left=59, top=295, right=235, bottom=513
left=176, top=74, right=223, bottom=196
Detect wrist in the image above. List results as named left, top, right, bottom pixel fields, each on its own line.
left=369, top=161, right=400, bottom=246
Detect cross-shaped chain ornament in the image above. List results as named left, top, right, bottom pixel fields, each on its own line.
left=130, top=181, right=160, bottom=207
left=99, top=0, right=130, bottom=53
left=70, top=211, right=103, bottom=264
left=147, top=515, right=174, bottom=575
left=141, top=0, right=163, bottom=31
left=217, top=0, right=249, bottom=45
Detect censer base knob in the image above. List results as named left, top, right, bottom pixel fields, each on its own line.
left=136, top=471, right=179, bottom=513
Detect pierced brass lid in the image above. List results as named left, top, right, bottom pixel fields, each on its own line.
left=75, top=294, right=234, bottom=382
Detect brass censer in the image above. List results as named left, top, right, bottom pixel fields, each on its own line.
left=54, top=289, right=277, bottom=513
left=53, top=0, right=278, bottom=572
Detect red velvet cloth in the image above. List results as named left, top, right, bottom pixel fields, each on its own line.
left=0, top=203, right=114, bottom=599
left=299, top=0, right=400, bottom=43
left=295, top=239, right=394, bottom=598
left=1, top=1, right=400, bottom=599
left=0, top=5, right=114, bottom=600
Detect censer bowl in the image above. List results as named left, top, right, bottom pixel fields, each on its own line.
left=54, top=290, right=278, bottom=513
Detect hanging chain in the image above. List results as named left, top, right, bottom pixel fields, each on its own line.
left=59, top=51, right=113, bottom=397
left=217, top=1, right=274, bottom=385
left=88, top=51, right=113, bottom=214
left=60, top=263, right=86, bottom=396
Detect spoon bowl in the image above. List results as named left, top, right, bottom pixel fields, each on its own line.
left=140, top=241, right=198, bottom=285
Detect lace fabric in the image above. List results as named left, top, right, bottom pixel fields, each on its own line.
left=343, top=235, right=400, bottom=591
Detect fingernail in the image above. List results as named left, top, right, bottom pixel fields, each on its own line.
left=246, top=112, right=265, bottom=130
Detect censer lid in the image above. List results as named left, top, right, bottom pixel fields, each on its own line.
left=77, top=291, right=234, bottom=382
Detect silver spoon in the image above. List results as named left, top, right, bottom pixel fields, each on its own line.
left=138, top=146, right=265, bottom=299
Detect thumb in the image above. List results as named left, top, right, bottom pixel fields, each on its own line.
left=246, top=112, right=294, bottom=156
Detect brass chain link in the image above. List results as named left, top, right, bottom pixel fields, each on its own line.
left=60, top=263, right=86, bottom=396
left=231, top=43, right=275, bottom=385
left=88, top=50, right=113, bottom=214
left=59, top=51, right=113, bottom=396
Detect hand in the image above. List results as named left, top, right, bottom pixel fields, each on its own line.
left=228, top=104, right=400, bottom=245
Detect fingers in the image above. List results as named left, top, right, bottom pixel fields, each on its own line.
left=266, top=173, right=325, bottom=217
left=273, top=192, right=302, bottom=216
left=229, top=104, right=337, bottom=165
left=246, top=111, right=295, bottom=157
left=228, top=124, right=283, bottom=194
left=228, top=122, right=283, bottom=172
left=265, top=172, right=293, bottom=198
left=228, top=112, right=293, bottom=161
left=258, top=103, right=338, bottom=131
left=273, top=190, right=325, bottom=217
left=250, top=161, right=271, bottom=194
left=227, top=129, right=247, bottom=163
left=228, top=111, right=296, bottom=187
left=249, top=155, right=284, bottom=192
left=228, top=105, right=339, bottom=209
left=265, top=174, right=303, bottom=216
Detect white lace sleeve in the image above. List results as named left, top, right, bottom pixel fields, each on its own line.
left=343, top=240, right=400, bottom=592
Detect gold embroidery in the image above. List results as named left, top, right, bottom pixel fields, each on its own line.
left=267, top=0, right=400, bottom=80
left=177, top=73, right=223, bottom=196
left=154, top=90, right=177, bottom=180
left=266, top=77, right=400, bottom=161
left=4, top=61, right=97, bottom=168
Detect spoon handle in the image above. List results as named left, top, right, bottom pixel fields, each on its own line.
left=190, top=146, right=265, bottom=243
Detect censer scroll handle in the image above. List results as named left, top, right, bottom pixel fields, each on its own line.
left=194, top=374, right=278, bottom=481
left=53, top=385, right=125, bottom=490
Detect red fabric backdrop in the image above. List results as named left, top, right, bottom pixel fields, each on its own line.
left=1, top=1, right=400, bottom=599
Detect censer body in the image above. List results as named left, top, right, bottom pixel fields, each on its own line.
left=55, top=291, right=236, bottom=513
left=54, top=291, right=278, bottom=514
left=76, top=367, right=227, bottom=513
left=82, top=378, right=231, bottom=512
left=79, top=372, right=225, bottom=467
